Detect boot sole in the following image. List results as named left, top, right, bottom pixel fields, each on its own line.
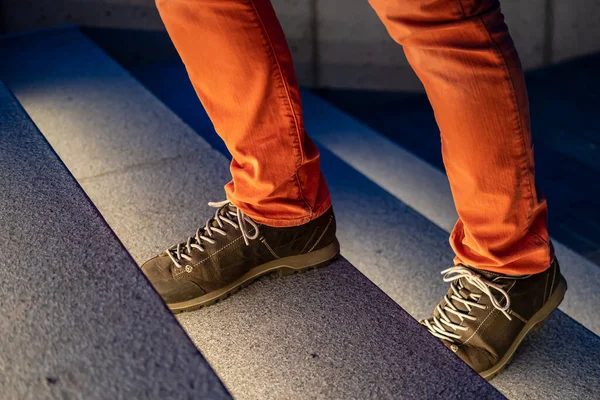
left=168, top=238, right=341, bottom=313
left=479, top=276, right=568, bottom=380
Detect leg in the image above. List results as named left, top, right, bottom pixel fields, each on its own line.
left=367, top=0, right=566, bottom=378
left=142, top=0, right=339, bottom=312
left=368, top=0, right=551, bottom=275
left=156, top=0, right=331, bottom=227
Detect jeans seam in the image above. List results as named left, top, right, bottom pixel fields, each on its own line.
left=475, top=9, right=554, bottom=254
left=475, top=13, right=536, bottom=217
left=478, top=17, right=552, bottom=250
left=528, top=228, right=550, bottom=244
left=454, top=1, right=551, bottom=260
left=249, top=0, right=313, bottom=217
left=455, top=0, right=466, bottom=17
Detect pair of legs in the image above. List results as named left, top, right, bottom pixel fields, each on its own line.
left=156, top=0, right=552, bottom=275
left=145, top=0, right=568, bottom=378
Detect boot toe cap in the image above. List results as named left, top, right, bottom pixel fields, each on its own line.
left=141, top=255, right=206, bottom=304
left=449, top=343, right=497, bottom=374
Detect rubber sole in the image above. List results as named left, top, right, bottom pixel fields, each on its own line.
left=479, top=276, right=568, bottom=380
left=168, top=238, right=341, bottom=313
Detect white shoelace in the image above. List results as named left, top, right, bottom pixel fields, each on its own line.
left=166, top=200, right=260, bottom=269
left=423, top=266, right=512, bottom=343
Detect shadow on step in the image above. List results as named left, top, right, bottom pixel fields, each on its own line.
left=494, top=311, right=600, bottom=399
left=318, top=147, right=600, bottom=399
left=177, top=259, right=499, bottom=399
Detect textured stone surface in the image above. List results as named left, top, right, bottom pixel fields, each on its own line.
left=316, top=0, right=548, bottom=91
left=127, top=59, right=600, bottom=399
left=0, top=82, right=229, bottom=399
left=0, top=0, right=314, bottom=84
left=552, top=0, right=600, bottom=62
left=0, top=27, right=207, bottom=180
left=316, top=0, right=423, bottom=91
left=492, top=310, right=600, bottom=400
left=178, top=259, right=501, bottom=400
left=271, top=0, right=316, bottom=85
left=80, top=153, right=231, bottom=264
left=0, top=27, right=500, bottom=399
left=0, top=0, right=164, bottom=32
left=500, top=0, right=547, bottom=69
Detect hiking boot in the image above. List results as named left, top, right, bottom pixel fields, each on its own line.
left=421, top=259, right=567, bottom=380
left=141, top=200, right=339, bottom=313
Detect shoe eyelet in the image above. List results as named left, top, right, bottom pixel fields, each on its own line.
left=185, top=265, right=193, bottom=273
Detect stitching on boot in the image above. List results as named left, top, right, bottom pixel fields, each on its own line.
left=299, top=228, right=320, bottom=254
left=190, top=227, right=256, bottom=268
left=509, top=310, right=528, bottom=323
left=463, top=308, right=496, bottom=344
left=463, top=280, right=517, bottom=344
left=307, top=216, right=333, bottom=253
left=261, top=237, right=280, bottom=259
left=463, top=309, right=498, bottom=345
left=549, top=262, right=556, bottom=299
left=273, top=236, right=307, bottom=250
left=210, top=240, right=246, bottom=263
left=543, top=272, right=549, bottom=303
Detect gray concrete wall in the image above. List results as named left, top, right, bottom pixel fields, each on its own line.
left=1, top=0, right=599, bottom=91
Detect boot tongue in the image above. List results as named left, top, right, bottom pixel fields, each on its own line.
left=429, top=266, right=513, bottom=337
left=461, top=266, right=513, bottom=308
left=436, top=265, right=497, bottom=322
left=468, top=265, right=501, bottom=279
left=455, top=278, right=482, bottom=311
left=433, top=277, right=481, bottom=324
left=457, top=285, right=475, bottom=300
left=207, top=203, right=237, bottom=229
left=167, top=202, right=238, bottom=258
left=188, top=203, right=237, bottom=247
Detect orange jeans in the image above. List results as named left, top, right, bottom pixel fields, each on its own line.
left=156, top=0, right=553, bottom=275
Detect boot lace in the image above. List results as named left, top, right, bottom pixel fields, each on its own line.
left=166, top=200, right=259, bottom=269
left=422, top=266, right=512, bottom=343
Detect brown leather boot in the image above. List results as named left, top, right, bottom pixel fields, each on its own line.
left=421, top=260, right=567, bottom=380
left=141, top=201, right=339, bottom=313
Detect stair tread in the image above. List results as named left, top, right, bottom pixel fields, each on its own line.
left=0, top=27, right=500, bottom=399
left=318, top=146, right=600, bottom=400
left=0, top=81, right=229, bottom=399
left=0, top=28, right=206, bottom=181
left=130, top=61, right=600, bottom=399
left=301, top=90, right=600, bottom=337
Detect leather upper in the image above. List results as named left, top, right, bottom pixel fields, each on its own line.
left=142, top=206, right=336, bottom=300
left=428, top=260, right=564, bottom=372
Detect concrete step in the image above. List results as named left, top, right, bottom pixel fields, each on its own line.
left=0, top=81, right=229, bottom=399
left=127, top=61, right=600, bottom=399
left=300, top=90, right=600, bottom=337
left=0, top=27, right=500, bottom=400
left=301, top=91, right=600, bottom=400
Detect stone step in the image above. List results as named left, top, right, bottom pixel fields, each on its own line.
left=0, top=80, right=230, bottom=399
left=129, top=60, right=600, bottom=400
left=301, top=90, right=600, bottom=337
left=0, top=27, right=499, bottom=400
